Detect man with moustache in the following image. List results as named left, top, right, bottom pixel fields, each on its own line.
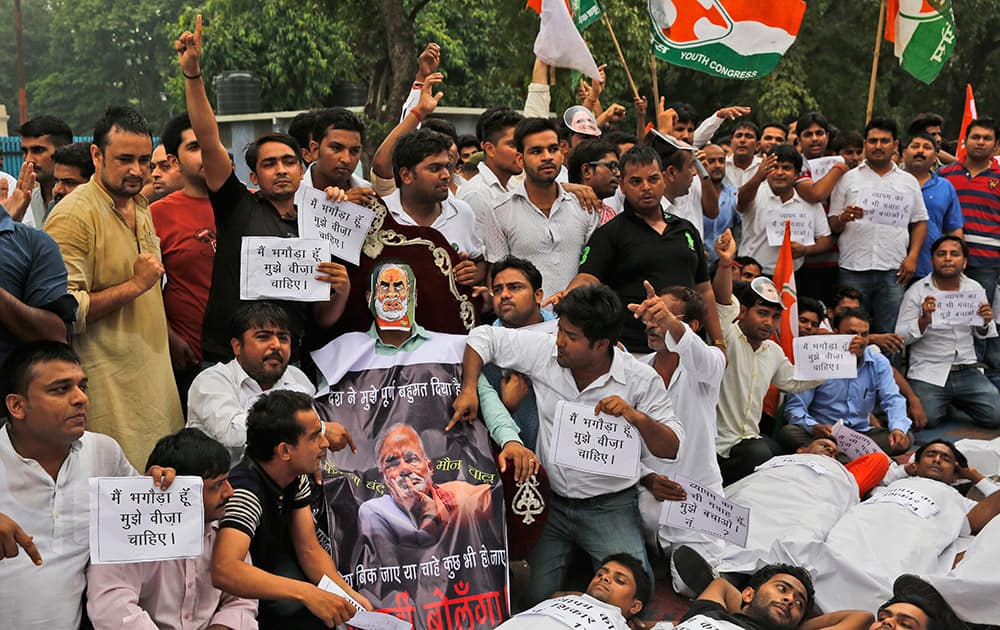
left=903, top=133, right=963, bottom=281
left=147, top=143, right=184, bottom=202
left=567, top=138, right=620, bottom=225
left=757, top=122, right=788, bottom=155
left=50, top=142, right=94, bottom=206
left=371, top=263, right=413, bottom=330
left=16, top=115, right=73, bottom=226
left=44, top=105, right=183, bottom=467
left=481, top=117, right=598, bottom=299
left=703, top=143, right=739, bottom=261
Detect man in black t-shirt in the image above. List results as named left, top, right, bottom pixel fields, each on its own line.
left=177, top=17, right=351, bottom=364
left=678, top=563, right=873, bottom=630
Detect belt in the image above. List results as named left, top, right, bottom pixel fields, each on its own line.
left=553, top=485, right=636, bottom=507
left=950, top=363, right=979, bottom=372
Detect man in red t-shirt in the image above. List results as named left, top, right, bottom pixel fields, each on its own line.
left=151, top=112, right=216, bottom=409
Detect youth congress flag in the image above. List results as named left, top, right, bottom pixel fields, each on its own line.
left=648, top=0, right=806, bottom=80
left=885, top=0, right=956, bottom=84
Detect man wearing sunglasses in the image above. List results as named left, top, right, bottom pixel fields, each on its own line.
left=567, top=139, right=621, bottom=225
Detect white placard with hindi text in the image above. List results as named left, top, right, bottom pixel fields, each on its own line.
left=240, top=237, right=330, bottom=302
left=857, top=188, right=910, bottom=228
left=932, top=289, right=988, bottom=328
left=89, top=476, right=203, bottom=564
left=831, top=420, right=883, bottom=460
left=318, top=575, right=410, bottom=630
left=807, top=156, right=846, bottom=181
left=552, top=401, right=641, bottom=480
left=523, top=595, right=625, bottom=630
left=297, top=187, right=375, bottom=265
left=866, top=486, right=939, bottom=518
left=755, top=454, right=829, bottom=476
left=660, top=475, right=750, bottom=547
left=766, top=208, right=816, bottom=246
left=792, top=334, right=857, bottom=380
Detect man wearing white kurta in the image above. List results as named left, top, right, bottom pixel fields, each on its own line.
left=452, top=284, right=683, bottom=606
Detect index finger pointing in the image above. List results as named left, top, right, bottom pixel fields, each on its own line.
left=14, top=527, right=42, bottom=565
left=643, top=280, right=656, bottom=299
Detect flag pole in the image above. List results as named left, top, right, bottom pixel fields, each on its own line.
left=650, top=54, right=660, bottom=107
left=601, top=14, right=640, bottom=101
left=865, top=0, right=887, bottom=124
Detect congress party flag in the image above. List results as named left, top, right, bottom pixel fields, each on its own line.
left=648, top=0, right=806, bottom=80
left=571, top=0, right=605, bottom=31
left=885, top=0, right=956, bottom=84
left=532, top=0, right=602, bottom=81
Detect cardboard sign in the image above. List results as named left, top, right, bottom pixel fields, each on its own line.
left=552, top=401, right=641, bottom=480
left=857, top=189, right=909, bottom=228
left=932, top=289, right=988, bottom=328
left=766, top=209, right=816, bottom=246
left=793, top=335, right=857, bottom=380
left=298, top=187, right=375, bottom=265
left=240, top=237, right=330, bottom=301
left=831, top=420, right=883, bottom=460
left=660, top=475, right=750, bottom=547
left=866, top=486, right=939, bottom=518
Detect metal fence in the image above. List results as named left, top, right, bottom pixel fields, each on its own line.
left=1, top=136, right=158, bottom=176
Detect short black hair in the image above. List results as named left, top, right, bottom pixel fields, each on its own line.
left=658, top=285, right=705, bottom=329
left=798, top=296, right=826, bottom=322
left=865, top=116, right=899, bottom=141
left=833, top=130, right=864, bottom=152
left=732, top=120, right=759, bottom=138
left=833, top=306, right=870, bottom=330
left=422, top=118, right=458, bottom=146
left=567, top=139, right=618, bottom=184
left=915, top=439, right=968, bottom=469
left=747, top=564, right=815, bottom=612
left=603, top=130, right=638, bottom=148
left=392, top=128, right=452, bottom=187
left=52, top=142, right=95, bottom=179
left=489, top=256, right=543, bottom=292
left=230, top=302, right=291, bottom=341
left=310, top=107, right=365, bottom=147
left=761, top=121, right=789, bottom=137
left=245, top=390, right=315, bottom=462
left=930, top=234, right=969, bottom=258
left=907, top=112, right=944, bottom=136
left=145, top=428, right=230, bottom=478
left=1, top=341, right=81, bottom=405
left=160, top=113, right=192, bottom=157
left=287, top=110, right=318, bottom=154
left=734, top=255, right=762, bottom=270
left=795, top=112, right=830, bottom=135
left=514, top=117, right=559, bottom=153
left=833, top=286, right=864, bottom=308
left=457, top=134, right=481, bottom=152
left=644, top=132, right=688, bottom=171
left=598, top=553, right=650, bottom=613
left=769, top=143, right=803, bottom=172
left=620, top=145, right=662, bottom=176
left=966, top=116, right=998, bottom=138
left=669, top=102, right=698, bottom=125
left=477, top=106, right=524, bottom=145
left=904, top=132, right=939, bottom=152
left=554, top=284, right=624, bottom=347
left=17, top=115, right=73, bottom=146
left=244, top=132, right=300, bottom=173
left=734, top=281, right=783, bottom=312
left=93, top=106, right=152, bottom=152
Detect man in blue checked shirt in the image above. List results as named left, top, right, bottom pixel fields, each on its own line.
left=780, top=307, right=913, bottom=455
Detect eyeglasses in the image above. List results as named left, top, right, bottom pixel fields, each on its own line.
left=588, top=161, right=620, bottom=174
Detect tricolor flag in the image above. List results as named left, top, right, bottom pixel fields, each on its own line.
left=647, top=0, right=806, bottom=80
left=773, top=220, right=798, bottom=361
left=530, top=0, right=602, bottom=81
left=885, top=0, right=956, bottom=84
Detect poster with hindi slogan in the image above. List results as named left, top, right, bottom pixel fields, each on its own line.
left=297, top=187, right=376, bottom=265
left=932, top=289, right=988, bottom=328
left=765, top=208, right=816, bottom=246
left=831, top=420, right=883, bottom=461
left=660, top=475, right=750, bottom=547
left=240, top=236, right=330, bottom=301
left=88, top=477, right=203, bottom=564
left=857, top=189, right=910, bottom=228
left=551, top=401, right=641, bottom=480
left=312, top=331, right=509, bottom=630
left=792, top=335, right=857, bottom=380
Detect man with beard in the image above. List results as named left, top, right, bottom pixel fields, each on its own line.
left=188, top=302, right=351, bottom=465
left=482, top=117, right=598, bottom=299
left=703, top=144, right=739, bottom=262
left=147, top=143, right=184, bottom=202
left=830, top=117, right=928, bottom=336
left=896, top=236, right=1000, bottom=429
left=371, top=263, right=414, bottom=330
left=43, top=105, right=182, bottom=467
left=50, top=142, right=94, bottom=206
left=902, top=133, right=963, bottom=281
left=177, top=17, right=351, bottom=365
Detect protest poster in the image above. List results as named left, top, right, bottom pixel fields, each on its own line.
left=765, top=208, right=816, bottom=246
left=792, top=335, right=857, bottom=380
left=520, top=595, right=625, bottom=629
left=88, top=476, right=203, bottom=564
left=312, top=330, right=508, bottom=630
left=318, top=575, right=410, bottom=630
left=673, top=616, right=731, bottom=630
left=297, top=186, right=376, bottom=265
left=857, top=189, right=910, bottom=227
left=806, top=156, right=846, bottom=181
left=932, top=289, right=988, bottom=328
left=551, top=401, right=641, bottom=480
left=831, top=420, right=883, bottom=460
left=866, top=486, right=939, bottom=518
left=660, top=475, right=750, bottom=547
left=240, top=237, right=330, bottom=301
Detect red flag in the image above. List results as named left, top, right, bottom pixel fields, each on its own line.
left=526, top=0, right=542, bottom=13
left=956, top=84, right=977, bottom=164
left=773, top=220, right=798, bottom=361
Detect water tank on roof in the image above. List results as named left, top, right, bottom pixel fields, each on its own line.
left=215, top=71, right=261, bottom=115
left=329, top=81, right=367, bottom=108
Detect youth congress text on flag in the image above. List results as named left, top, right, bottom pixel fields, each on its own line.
left=885, top=0, right=956, bottom=84
left=648, top=0, right=806, bottom=80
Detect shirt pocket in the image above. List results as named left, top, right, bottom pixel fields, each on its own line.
left=69, top=481, right=91, bottom=546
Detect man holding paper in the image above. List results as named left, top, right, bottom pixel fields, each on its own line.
left=829, top=117, right=928, bottom=336
left=896, top=235, right=1000, bottom=429
left=451, top=284, right=683, bottom=606
left=87, top=428, right=259, bottom=629
left=782, top=307, right=913, bottom=455
left=736, top=144, right=834, bottom=275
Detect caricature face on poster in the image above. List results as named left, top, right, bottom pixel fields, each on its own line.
left=370, top=263, right=416, bottom=332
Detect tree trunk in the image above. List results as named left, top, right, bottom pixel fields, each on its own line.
left=375, top=0, right=418, bottom=126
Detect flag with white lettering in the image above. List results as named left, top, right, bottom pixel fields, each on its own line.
left=885, top=0, right=956, bottom=84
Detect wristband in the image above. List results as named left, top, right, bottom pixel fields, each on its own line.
left=183, top=71, right=201, bottom=80
left=412, top=81, right=424, bottom=90
left=411, top=109, right=424, bottom=123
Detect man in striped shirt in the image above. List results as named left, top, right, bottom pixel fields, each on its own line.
left=939, top=117, right=1000, bottom=377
